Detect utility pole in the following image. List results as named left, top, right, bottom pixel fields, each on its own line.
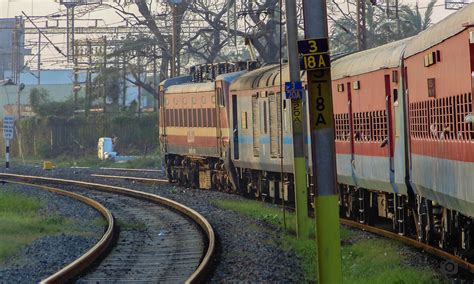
left=302, top=0, right=342, bottom=282
left=122, top=52, right=127, bottom=107
left=85, top=39, right=92, bottom=118
left=73, top=57, right=79, bottom=108
left=102, top=37, right=107, bottom=113
left=285, top=0, right=310, bottom=239
left=137, top=55, right=142, bottom=116
left=356, top=0, right=367, bottom=50
left=37, top=32, right=41, bottom=85
left=153, top=45, right=158, bottom=111
left=171, top=4, right=177, bottom=78
left=11, top=17, right=21, bottom=85
left=66, top=4, right=75, bottom=61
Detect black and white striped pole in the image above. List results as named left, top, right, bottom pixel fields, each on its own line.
left=3, top=116, right=14, bottom=170
left=5, top=139, right=10, bottom=169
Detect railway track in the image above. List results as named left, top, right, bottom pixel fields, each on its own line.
left=0, top=173, right=215, bottom=283
left=1, top=180, right=115, bottom=283
left=84, top=172, right=474, bottom=274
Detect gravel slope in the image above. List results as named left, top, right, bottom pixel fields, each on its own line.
left=0, top=182, right=104, bottom=282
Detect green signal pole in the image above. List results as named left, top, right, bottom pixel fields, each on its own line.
left=285, top=0, right=309, bottom=238
left=302, top=0, right=342, bottom=282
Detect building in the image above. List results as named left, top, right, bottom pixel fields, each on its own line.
left=0, top=69, right=156, bottom=118
left=0, top=17, right=29, bottom=82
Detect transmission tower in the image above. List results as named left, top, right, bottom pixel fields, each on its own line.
left=59, top=0, right=102, bottom=62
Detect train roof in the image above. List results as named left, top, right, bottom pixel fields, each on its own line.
left=230, top=64, right=280, bottom=91
left=331, top=38, right=410, bottom=80
left=230, top=64, right=310, bottom=91
left=159, top=75, right=193, bottom=90
left=161, top=70, right=247, bottom=94
left=166, top=81, right=215, bottom=94
left=405, top=3, right=474, bottom=57
left=215, top=70, right=247, bottom=83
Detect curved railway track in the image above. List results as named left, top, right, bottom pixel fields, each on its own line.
left=0, top=173, right=215, bottom=284
left=86, top=172, right=474, bottom=274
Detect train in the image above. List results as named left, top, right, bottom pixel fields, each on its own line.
left=159, top=4, right=474, bottom=260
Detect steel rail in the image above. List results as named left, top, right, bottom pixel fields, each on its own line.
left=88, top=173, right=474, bottom=274
left=0, top=180, right=115, bottom=284
left=340, top=218, right=474, bottom=273
left=0, top=173, right=215, bottom=284
left=90, top=174, right=168, bottom=185
left=98, top=167, right=162, bottom=173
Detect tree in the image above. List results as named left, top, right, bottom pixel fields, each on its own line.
left=399, top=0, right=437, bottom=38
left=29, top=87, right=76, bottom=117
left=93, top=67, right=122, bottom=107
left=329, top=0, right=437, bottom=55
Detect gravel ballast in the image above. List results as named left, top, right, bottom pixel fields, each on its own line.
left=1, top=166, right=305, bottom=282
left=0, top=182, right=104, bottom=282
left=0, top=165, right=456, bottom=282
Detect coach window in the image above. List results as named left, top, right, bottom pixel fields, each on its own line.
left=217, top=88, right=225, bottom=107
left=202, top=109, right=207, bottom=127
left=192, top=109, right=197, bottom=127
left=178, top=109, right=183, bottom=127
left=174, top=109, right=179, bottom=127
left=241, top=112, right=248, bottom=129
left=282, top=98, right=289, bottom=132
left=169, top=109, right=173, bottom=126
left=208, top=109, right=213, bottom=127
left=198, top=108, right=202, bottom=127
left=209, top=108, right=213, bottom=127
left=263, top=101, right=268, bottom=134
left=184, top=109, right=188, bottom=127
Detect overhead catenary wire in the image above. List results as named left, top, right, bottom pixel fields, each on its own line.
left=22, top=11, right=67, bottom=58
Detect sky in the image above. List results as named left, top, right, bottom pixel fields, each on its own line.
left=0, top=0, right=463, bottom=21
left=0, top=0, right=469, bottom=69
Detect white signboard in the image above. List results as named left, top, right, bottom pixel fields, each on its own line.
left=3, top=116, right=14, bottom=140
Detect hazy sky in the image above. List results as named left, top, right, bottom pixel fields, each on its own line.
left=0, top=0, right=462, bottom=23
left=0, top=0, right=467, bottom=69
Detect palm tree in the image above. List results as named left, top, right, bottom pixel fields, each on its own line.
left=399, top=0, right=437, bottom=38
left=329, top=2, right=396, bottom=55
left=329, top=0, right=437, bottom=55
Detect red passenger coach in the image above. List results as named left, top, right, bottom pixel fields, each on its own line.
left=331, top=4, right=474, bottom=251
left=331, top=39, right=410, bottom=197
left=404, top=6, right=474, bottom=218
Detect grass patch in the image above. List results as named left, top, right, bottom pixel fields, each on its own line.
left=0, top=191, right=77, bottom=262
left=212, top=199, right=444, bottom=283
left=116, top=219, right=147, bottom=230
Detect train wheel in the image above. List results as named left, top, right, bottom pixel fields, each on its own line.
left=254, top=185, right=260, bottom=199
left=177, top=170, right=185, bottom=187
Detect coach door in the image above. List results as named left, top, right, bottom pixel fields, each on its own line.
left=232, top=95, right=239, bottom=159
left=385, top=75, right=395, bottom=171
left=347, top=82, right=355, bottom=163
left=216, top=87, right=224, bottom=157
